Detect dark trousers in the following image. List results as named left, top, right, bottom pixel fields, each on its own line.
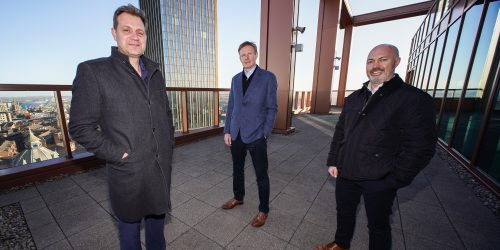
left=334, top=177, right=396, bottom=250
left=231, top=134, right=270, bottom=213
left=118, top=214, right=166, bottom=250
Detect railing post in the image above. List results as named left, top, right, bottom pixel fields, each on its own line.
left=306, top=91, right=311, bottom=109
left=294, top=91, right=299, bottom=110
left=301, top=91, right=305, bottom=110
left=214, top=90, right=219, bottom=127
left=181, top=91, right=189, bottom=133
left=55, top=91, right=73, bottom=159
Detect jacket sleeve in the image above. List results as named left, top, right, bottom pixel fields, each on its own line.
left=327, top=109, right=346, bottom=167
left=68, top=62, right=126, bottom=163
left=383, top=93, right=437, bottom=189
left=263, top=73, right=278, bottom=136
left=224, top=78, right=234, bottom=134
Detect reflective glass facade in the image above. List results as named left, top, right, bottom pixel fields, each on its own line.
left=407, top=0, right=500, bottom=187
left=140, top=0, right=218, bottom=131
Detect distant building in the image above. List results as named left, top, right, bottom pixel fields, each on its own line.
left=0, top=140, right=17, bottom=158
left=0, top=103, right=8, bottom=112
left=14, top=129, right=59, bottom=166
left=139, top=0, right=218, bottom=130
left=0, top=112, right=13, bottom=123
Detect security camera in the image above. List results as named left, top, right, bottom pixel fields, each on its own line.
left=293, top=26, right=306, bottom=34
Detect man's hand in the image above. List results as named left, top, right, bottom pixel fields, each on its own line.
left=224, top=133, right=232, bottom=146
left=122, top=152, right=129, bottom=159
left=328, top=166, right=338, bottom=178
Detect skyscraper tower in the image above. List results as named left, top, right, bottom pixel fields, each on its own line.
left=139, top=0, right=218, bottom=131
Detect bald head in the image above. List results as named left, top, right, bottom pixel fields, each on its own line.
left=366, top=44, right=401, bottom=86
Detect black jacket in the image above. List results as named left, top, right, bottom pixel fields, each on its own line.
left=327, top=75, right=436, bottom=189
left=69, top=47, right=175, bottom=221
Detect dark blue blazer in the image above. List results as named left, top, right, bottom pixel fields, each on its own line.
left=224, top=66, right=278, bottom=143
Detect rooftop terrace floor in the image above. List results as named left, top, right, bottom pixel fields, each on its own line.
left=1, top=114, right=499, bottom=249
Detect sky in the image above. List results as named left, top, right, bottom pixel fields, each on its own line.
left=0, top=0, right=425, bottom=93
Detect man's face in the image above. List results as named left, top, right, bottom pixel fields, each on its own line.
left=112, top=12, right=146, bottom=58
left=366, top=45, right=400, bottom=85
left=239, top=45, right=258, bottom=70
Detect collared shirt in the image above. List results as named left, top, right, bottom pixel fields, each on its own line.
left=139, top=58, right=148, bottom=86
left=244, top=65, right=257, bottom=78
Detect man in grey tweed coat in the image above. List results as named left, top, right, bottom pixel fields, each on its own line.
left=69, top=4, right=174, bottom=250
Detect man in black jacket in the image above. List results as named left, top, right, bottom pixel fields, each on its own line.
left=315, top=44, right=436, bottom=250
left=69, top=5, right=174, bottom=250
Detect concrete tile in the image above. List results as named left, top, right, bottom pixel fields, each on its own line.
left=0, top=187, right=39, bottom=206
left=88, top=184, right=110, bottom=202
left=195, top=210, right=247, bottom=246
left=41, top=239, right=73, bottom=250
left=260, top=208, right=302, bottom=241
left=31, top=222, right=65, bottom=249
left=304, top=200, right=336, bottom=229
left=47, top=194, right=96, bottom=219
left=405, top=231, right=461, bottom=250
left=98, top=199, right=115, bottom=217
left=20, top=196, right=46, bottom=214
left=177, top=178, right=214, bottom=197
left=25, top=207, right=55, bottom=229
left=170, top=188, right=193, bottom=209
left=270, top=193, right=312, bottom=218
left=171, top=198, right=217, bottom=226
left=195, top=185, right=233, bottom=208
left=164, top=214, right=190, bottom=243
left=36, top=178, right=76, bottom=195
left=57, top=203, right=114, bottom=236
left=179, top=163, right=211, bottom=178
left=75, top=177, right=107, bottom=193
left=290, top=220, right=334, bottom=250
left=399, top=200, right=462, bottom=249
left=42, top=185, right=85, bottom=205
left=67, top=219, right=119, bottom=250
left=169, top=228, right=222, bottom=250
left=171, top=171, right=193, bottom=187
left=227, top=226, right=288, bottom=250
left=281, top=182, right=320, bottom=203
left=196, top=170, right=230, bottom=186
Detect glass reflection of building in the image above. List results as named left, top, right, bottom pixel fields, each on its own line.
left=407, top=0, right=500, bottom=186
left=139, top=0, right=218, bottom=131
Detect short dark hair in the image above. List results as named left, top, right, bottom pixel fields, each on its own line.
left=238, top=41, right=258, bottom=54
left=113, top=4, right=148, bottom=31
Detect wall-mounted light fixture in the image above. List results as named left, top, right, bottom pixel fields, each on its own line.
left=292, top=26, right=306, bottom=34
left=292, top=43, right=303, bottom=52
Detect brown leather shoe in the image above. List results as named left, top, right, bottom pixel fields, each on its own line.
left=314, top=241, right=348, bottom=250
left=251, top=212, right=268, bottom=227
left=221, top=199, right=243, bottom=209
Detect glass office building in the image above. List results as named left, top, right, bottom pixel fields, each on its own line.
left=140, top=0, right=218, bottom=131
left=407, top=0, right=500, bottom=188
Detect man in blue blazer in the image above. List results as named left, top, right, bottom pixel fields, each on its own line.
left=221, top=41, right=278, bottom=227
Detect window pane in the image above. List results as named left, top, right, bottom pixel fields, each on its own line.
left=438, top=3, right=484, bottom=143
left=435, top=20, right=460, bottom=145
left=427, top=34, right=446, bottom=96
left=454, top=0, right=500, bottom=159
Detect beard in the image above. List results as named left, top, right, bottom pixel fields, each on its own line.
left=368, top=68, right=395, bottom=85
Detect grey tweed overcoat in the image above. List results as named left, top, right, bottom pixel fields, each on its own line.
left=69, top=47, right=174, bottom=222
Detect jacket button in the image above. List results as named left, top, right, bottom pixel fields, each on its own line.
left=155, top=154, right=159, bottom=158
left=374, top=153, right=380, bottom=157
left=152, top=128, right=156, bottom=132
left=362, top=113, right=366, bottom=116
